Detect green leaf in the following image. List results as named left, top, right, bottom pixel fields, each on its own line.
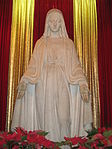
left=28, top=145, right=32, bottom=149
left=97, top=142, right=104, bottom=147
left=54, top=146, right=61, bottom=149
left=56, top=142, right=63, bottom=146
left=21, top=135, right=27, bottom=141
left=37, top=131, right=49, bottom=136
left=86, top=138, right=94, bottom=144
left=3, top=144, right=7, bottom=148
left=64, top=140, right=71, bottom=145
left=84, top=142, right=91, bottom=149
left=103, top=130, right=112, bottom=138
left=87, top=128, right=98, bottom=137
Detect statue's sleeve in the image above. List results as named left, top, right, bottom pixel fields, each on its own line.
left=65, top=40, right=88, bottom=88
left=21, top=38, right=44, bottom=84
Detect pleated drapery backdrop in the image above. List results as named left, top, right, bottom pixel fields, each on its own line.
left=96, top=0, right=112, bottom=127
left=73, top=0, right=100, bottom=128
left=0, top=0, right=13, bottom=131
left=6, top=0, right=35, bottom=131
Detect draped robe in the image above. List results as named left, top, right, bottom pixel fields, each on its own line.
left=11, top=37, right=92, bottom=141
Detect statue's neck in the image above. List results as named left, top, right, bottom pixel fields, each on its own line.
left=49, top=31, right=61, bottom=38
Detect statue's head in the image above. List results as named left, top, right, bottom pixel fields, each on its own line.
left=43, top=9, right=68, bottom=38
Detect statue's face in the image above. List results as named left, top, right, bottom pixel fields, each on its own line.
left=48, top=13, right=61, bottom=32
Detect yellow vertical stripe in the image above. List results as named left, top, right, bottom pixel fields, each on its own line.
left=6, top=0, right=35, bottom=131
left=73, top=0, right=100, bottom=128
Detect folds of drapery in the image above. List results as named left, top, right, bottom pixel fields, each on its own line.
left=6, top=0, right=35, bottom=131
left=11, top=37, right=92, bottom=140
left=0, top=0, right=12, bottom=131
left=96, top=0, right=112, bottom=127
left=73, top=0, right=100, bottom=128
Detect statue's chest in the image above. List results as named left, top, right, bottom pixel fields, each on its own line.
left=46, top=40, right=65, bottom=62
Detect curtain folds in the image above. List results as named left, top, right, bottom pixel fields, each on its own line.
left=96, top=0, right=112, bottom=127
left=0, top=0, right=12, bottom=131
left=73, top=0, right=100, bottom=128
left=6, top=0, right=35, bottom=131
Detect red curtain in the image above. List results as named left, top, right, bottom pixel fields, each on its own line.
left=33, top=0, right=74, bottom=46
left=96, top=0, right=112, bottom=127
left=0, top=0, right=12, bottom=130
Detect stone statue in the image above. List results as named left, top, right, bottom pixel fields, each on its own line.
left=11, top=9, right=92, bottom=142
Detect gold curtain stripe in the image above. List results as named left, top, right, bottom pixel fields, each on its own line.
left=73, top=0, right=100, bottom=128
left=6, top=0, right=35, bottom=131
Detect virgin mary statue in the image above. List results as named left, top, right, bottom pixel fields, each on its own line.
left=11, top=9, right=92, bottom=142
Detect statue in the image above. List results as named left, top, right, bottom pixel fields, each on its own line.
left=11, top=9, right=92, bottom=142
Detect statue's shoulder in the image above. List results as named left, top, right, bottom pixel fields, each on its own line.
left=65, top=38, right=74, bottom=49
left=34, top=36, right=46, bottom=47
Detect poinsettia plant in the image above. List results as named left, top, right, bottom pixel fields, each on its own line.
left=64, top=127, right=112, bottom=149
left=0, top=127, right=112, bottom=149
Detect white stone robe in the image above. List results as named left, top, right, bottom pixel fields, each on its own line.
left=11, top=37, right=92, bottom=142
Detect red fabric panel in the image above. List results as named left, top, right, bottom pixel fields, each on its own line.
left=0, top=0, right=12, bottom=130
left=96, top=0, right=112, bottom=127
left=33, top=0, right=74, bottom=46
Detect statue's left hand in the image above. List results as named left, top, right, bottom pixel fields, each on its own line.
left=80, top=85, right=89, bottom=102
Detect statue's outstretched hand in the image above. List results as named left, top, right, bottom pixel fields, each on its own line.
left=17, top=81, right=27, bottom=99
left=80, top=85, right=89, bottom=102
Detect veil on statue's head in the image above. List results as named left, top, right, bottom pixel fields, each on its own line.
left=43, top=9, right=68, bottom=38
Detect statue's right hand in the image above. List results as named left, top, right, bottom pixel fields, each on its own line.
left=17, top=90, right=26, bottom=99
left=16, top=81, right=27, bottom=99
